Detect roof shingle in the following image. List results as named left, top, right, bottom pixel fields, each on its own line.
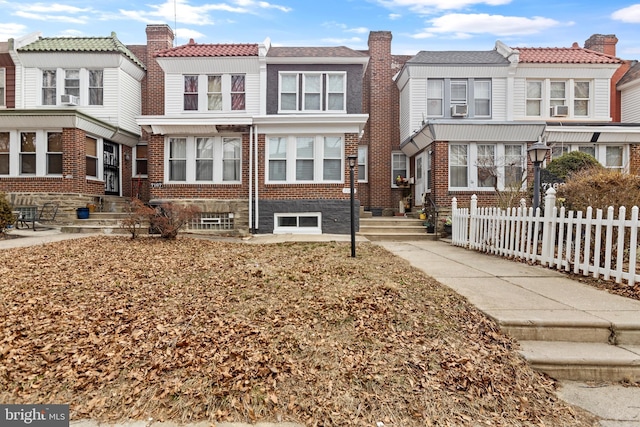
left=17, top=32, right=145, bottom=69
left=267, top=46, right=368, bottom=58
left=155, top=39, right=258, bottom=58
left=407, top=50, right=510, bottom=65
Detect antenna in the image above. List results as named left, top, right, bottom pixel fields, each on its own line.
left=173, top=0, right=177, bottom=46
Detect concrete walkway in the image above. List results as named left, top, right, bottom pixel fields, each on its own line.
left=2, top=229, right=640, bottom=426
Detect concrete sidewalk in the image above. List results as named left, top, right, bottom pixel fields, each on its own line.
left=379, top=240, right=640, bottom=427
left=2, top=230, right=640, bottom=425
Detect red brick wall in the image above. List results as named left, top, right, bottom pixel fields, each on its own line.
left=144, top=25, right=174, bottom=116
left=362, top=31, right=398, bottom=211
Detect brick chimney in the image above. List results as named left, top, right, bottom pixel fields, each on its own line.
left=144, top=24, right=174, bottom=116
left=364, top=31, right=397, bottom=212
left=584, top=34, right=618, bottom=57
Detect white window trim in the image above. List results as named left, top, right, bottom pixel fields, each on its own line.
left=134, top=143, right=148, bottom=177
left=0, top=67, right=5, bottom=107
left=526, top=79, right=593, bottom=118
left=449, top=142, right=527, bottom=191
left=273, top=212, right=322, bottom=234
left=39, top=68, right=104, bottom=107
left=183, top=74, right=246, bottom=113
left=85, top=136, right=103, bottom=181
left=277, top=71, right=346, bottom=113
left=357, top=145, right=368, bottom=183
left=164, top=135, right=242, bottom=184
left=391, top=151, right=409, bottom=188
left=265, top=134, right=344, bottom=184
left=0, top=129, right=69, bottom=177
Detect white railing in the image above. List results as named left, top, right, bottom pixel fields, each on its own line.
left=451, top=188, right=640, bottom=286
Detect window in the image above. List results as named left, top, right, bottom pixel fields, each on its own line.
left=296, top=137, right=314, bottom=180
left=550, top=81, right=566, bottom=109
left=165, top=136, right=242, bottom=184
left=0, top=132, right=8, bottom=174
left=88, top=70, right=103, bottom=105
left=184, top=76, right=198, bottom=111
left=279, top=72, right=346, bottom=112
left=357, top=145, right=368, bottom=182
left=574, top=81, right=590, bottom=116
left=427, top=80, right=444, bottom=116
left=450, top=80, right=467, bottom=105
left=605, top=146, right=624, bottom=172
left=526, top=81, right=542, bottom=116
left=267, top=135, right=344, bottom=183
left=504, top=145, right=524, bottom=188
left=474, top=80, right=491, bottom=117
left=196, top=137, right=214, bottom=181
left=268, top=137, right=287, bottom=181
left=477, top=144, right=496, bottom=188
left=207, top=75, right=222, bottom=111
left=85, top=136, right=98, bottom=178
left=134, top=144, right=148, bottom=176
left=0, top=68, right=5, bottom=107
left=20, top=132, right=37, bottom=174
left=46, top=132, right=63, bottom=175
left=231, top=75, right=246, bottom=111
left=449, top=144, right=468, bottom=188
left=578, top=145, right=597, bottom=159
left=551, top=144, right=569, bottom=159
left=65, top=70, right=80, bottom=97
left=392, top=152, right=408, bottom=187
left=169, top=138, right=187, bottom=181
left=274, top=213, right=322, bottom=234
left=223, top=137, right=241, bottom=181
left=42, top=70, right=56, bottom=105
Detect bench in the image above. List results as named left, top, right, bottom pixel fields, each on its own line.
left=14, top=203, right=59, bottom=231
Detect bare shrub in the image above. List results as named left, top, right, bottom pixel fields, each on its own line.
left=150, top=202, right=200, bottom=239
left=120, top=198, right=156, bottom=239
left=0, top=192, right=15, bottom=237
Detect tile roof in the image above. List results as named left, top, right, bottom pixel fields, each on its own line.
left=408, top=50, right=510, bottom=65
left=17, top=32, right=145, bottom=69
left=267, top=46, right=368, bottom=58
left=155, top=39, right=258, bottom=57
left=513, top=43, right=622, bottom=64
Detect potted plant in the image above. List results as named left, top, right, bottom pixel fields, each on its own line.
left=442, top=216, right=452, bottom=235
left=395, top=175, right=409, bottom=187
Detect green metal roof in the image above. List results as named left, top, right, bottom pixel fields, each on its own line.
left=18, top=32, right=145, bottom=69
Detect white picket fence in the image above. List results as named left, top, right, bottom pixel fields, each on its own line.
left=450, top=188, right=640, bottom=286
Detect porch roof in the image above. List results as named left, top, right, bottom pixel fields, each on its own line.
left=544, top=123, right=640, bottom=144
left=401, top=120, right=546, bottom=157
left=0, top=109, right=140, bottom=146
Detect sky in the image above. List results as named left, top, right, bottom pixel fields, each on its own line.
left=1, top=0, right=640, bottom=58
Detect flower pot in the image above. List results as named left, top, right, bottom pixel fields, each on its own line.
left=419, top=213, right=427, bottom=220
left=76, top=207, right=90, bottom=219
left=443, top=224, right=452, bottom=235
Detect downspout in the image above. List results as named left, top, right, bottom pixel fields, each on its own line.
left=248, top=125, right=253, bottom=234
left=254, top=125, right=259, bottom=232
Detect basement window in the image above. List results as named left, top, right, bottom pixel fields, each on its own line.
left=274, top=213, right=322, bottom=234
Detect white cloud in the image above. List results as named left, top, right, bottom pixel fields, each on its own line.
left=345, top=27, right=370, bottom=34
left=389, top=13, right=402, bottom=20
left=611, top=4, right=640, bottom=23
left=377, top=0, right=511, bottom=13
left=173, top=28, right=207, bottom=42
left=321, top=37, right=363, bottom=44
left=413, top=13, right=561, bottom=38
left=14, top=10, right=88, bottom=24
left=16, top=3, right=91, bottom=14
left=0, top=22, right=28, bottom=39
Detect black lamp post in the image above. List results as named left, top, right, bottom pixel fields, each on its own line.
left=347, top=154, right=358, bottom=258
left=528, top=138, right=550, bottom=213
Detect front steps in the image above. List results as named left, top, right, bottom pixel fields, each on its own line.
left=358, top=216, right=436, bottom=241
left=60, top=196, right=135, bottom=234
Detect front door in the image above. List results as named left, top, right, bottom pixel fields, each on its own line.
left=103, top=141, right=120, bottom=195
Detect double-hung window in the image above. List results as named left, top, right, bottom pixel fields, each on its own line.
left=0, top=132, right=8, bottom=174
left=0, top=68, right=5, bottom=107
left=449, top=144, right=468, bottom=188
left=134, top=144, right=148, bottom=176
left=167, top=136, right=242, bottom=183
left=207, top=75, right=222, bottom=111
left=574, top=81, right=590, bottom=116
left=450, top=143, right=526, bottom=190
left=230, top=75, right=246, bottom=111
left=477, top=144, right=496, bottom=188
left=450, top=80, right=467, bottom=106
left=184, top=76, right=199, bottom=111
left=85, top=136, right=98, bottom=178
left=605, top=146, right=624, bottom=172
left=526, top=81, right=542, bottom=116
left=392, top=152, right=408, bottom=187
left=427, top=79, right=444, bottom=117
left=303, top=74, right=321, bottom=111
left=327, top=74, right=345, bottom=111
left=20, top=132, right=37, bottom=175
left=504, top=145, right=525, bottom=188
left=65, top=70, right=80, bottom=98
left=88, top=70, right=103, bottom=105
left=550, top=81, right=566, bottom=110
left=474, top=80, right=491, bottom=117
left=357, top=145, right=368, bottom=182
left=46, top=132, right=63, bottom=175
left=42, top=70, right=57, bottom=106
left=267, top=135, right=344, bottom=183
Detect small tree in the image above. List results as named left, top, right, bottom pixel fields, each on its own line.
left=475, top=154, right=527, bottom=210
left=0, top=192, right=15, bottom=237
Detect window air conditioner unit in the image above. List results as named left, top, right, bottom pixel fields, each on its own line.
left=60, top=94, right=79, bottom=106
left=551, top=105, right=569, bottom=117
left=451, top=104, right=468, bottom=117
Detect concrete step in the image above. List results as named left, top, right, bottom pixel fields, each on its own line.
left=358, top=232, right=436, bottom=242
left=358, top=217, right=433, bottom=241
left=518, top=341, right=640, bottom=382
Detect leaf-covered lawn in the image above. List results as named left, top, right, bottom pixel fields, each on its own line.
left=0, top=236, right=596, bottom=426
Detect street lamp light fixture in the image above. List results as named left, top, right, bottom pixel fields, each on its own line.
left=347, top=154, right=358, bottom=258
left=528, top=137, right=550, bottom=213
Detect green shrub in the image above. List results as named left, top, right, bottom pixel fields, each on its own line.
left=0, top=192, right=14, bottom=236
left=546, top=151, right=602, bottom=181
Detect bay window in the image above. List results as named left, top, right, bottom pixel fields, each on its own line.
left=85, top=136, right=98, bottom=178
left=449, top=144, right=468, bottom=188
left=169, top=138, right=187, bottom=181
left=20, top=132, right=37, bottom=175
left=196, top=137, right=214, bottom=181
left=450, top=143, right=526, bottom=190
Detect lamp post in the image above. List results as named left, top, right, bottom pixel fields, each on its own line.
left=347, top=154, right=358, bottom=258
left=528, top=138, right=550, bottom=213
